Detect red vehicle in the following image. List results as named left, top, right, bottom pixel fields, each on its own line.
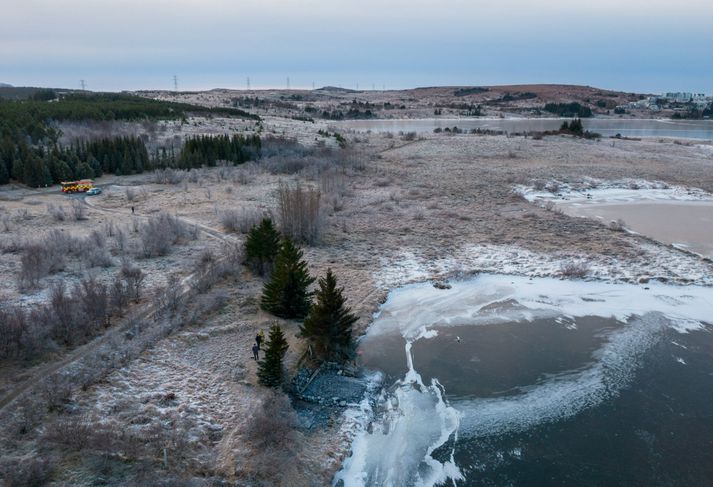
left=60, top=180, right=94, bottom=193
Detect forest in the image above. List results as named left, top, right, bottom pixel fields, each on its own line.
left=0, top=93, right=260, bottom=186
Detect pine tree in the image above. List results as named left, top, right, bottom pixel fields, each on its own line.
left=245, top=218, right=281, bottom=276
left=300, top=268, right=358, bottom=363
left=260, top=238, right=315, bottom=319
left=257, top=324, right=289, bottom=387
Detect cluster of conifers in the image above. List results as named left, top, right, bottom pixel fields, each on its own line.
left=245, top=218, right=357, bottom=388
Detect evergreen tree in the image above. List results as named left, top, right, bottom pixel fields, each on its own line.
left=300, top=269, right=358, bottom=362
left=245, top=218, right=281, bottom=276
left=260, top=238, right=315, bottom=319
left=257, top=324, right=289, bottom=387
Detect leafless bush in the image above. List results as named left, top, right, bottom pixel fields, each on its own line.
left=115, top=227, right=129, bottom=253
left=47, top=203, right=67, bottom=221
left=75, top=275, right=110, bottom=328
left=125, top=187, right=138, bottom=202
left=544, top=181, right=560, bottom=194
left=532, top=180, right=546, bottom=191
left=559, top=260, right=591, bottom=279
left=374, top=175, right=393, bottom=187
left=1, top=214, right=11, bottom=232
left=276, top=181, right=323, bottom=245
left=140, top=212, right=197, bottom=257
left=241, top=390, right=302, bottom=486
left=401, top=131, right=417, bottom=141
left=151, top=168, right=185, bottom=185
left=320, top=168, right=348, bottom=197
left=42, top=414, right=93, bottom=450
left=246, top=390, right=297, bottom=447
left=70, top=199, right=87, bottom=220
left=18, top=238, right=67, bottom=290
left=609, top=218, right=626, bottom=231
left=109, top=274, right=131, bottom=316
left=0, top=456, right=55, bottom=487
left=41, top=375, right=74, bottom=412
left=121, top=261, right=145, bottom=302
left=219, top=207, right=265, bottom=234
left=14, top=208, right=30, bottom=221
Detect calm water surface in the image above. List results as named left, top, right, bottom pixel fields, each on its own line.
left=339, top=118, right=713, bottom=140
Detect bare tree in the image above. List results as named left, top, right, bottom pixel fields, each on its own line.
left=121, top=261, right=145, bottom=302
left=70, top=199, right=87, bottom=221
left=276, top=181, right=323, bottom=245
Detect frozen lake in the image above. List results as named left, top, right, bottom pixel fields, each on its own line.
left=335, top=275, right=713, bottom=486
left=338, top=118, right=713, bottom=140
left=521, top=184, right=713, bottom=259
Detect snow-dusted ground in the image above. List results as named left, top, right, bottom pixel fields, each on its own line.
left=517, top=178, right=713, bottom=259
left=374, top=242, right=713, bottom=289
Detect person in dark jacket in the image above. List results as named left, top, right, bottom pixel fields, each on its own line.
left=255, top=332, right=262, bottom=350
left=252, top=343, right=259, bottom=360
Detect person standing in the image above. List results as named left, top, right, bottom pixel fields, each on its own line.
left=252, top=342, right=260, bottom=360
left=255, top=332, right=262, bottom=350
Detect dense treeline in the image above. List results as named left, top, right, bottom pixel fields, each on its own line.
left=0, top=92, right=260, bottom=186
left=178, top=134, right=261, bottom=168
left=543, top=102, right=593, bottom=118
left=0, top=136, right=150, bottom=187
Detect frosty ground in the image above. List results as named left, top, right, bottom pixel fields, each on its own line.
left=1, top=104, right=713, bottom=485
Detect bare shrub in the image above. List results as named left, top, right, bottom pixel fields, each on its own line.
left=559, top=260, right=591, bottom=279
left=43, top=414, right=93, bottom=450
left=70, top=199, right=87, bottom=220
left=151, top=168, right=185, bottom=185
left=18, top=233, right=72, bottom=289
left=121, top=261, right=145, bottom=302
left=125, top=187, right=138, bottom=202
left=276, top=182, right=323, bottom=245
left=41, top=375, right=74, bottom=412
left=219, top=207, right=265, bottom=234
left=18, top=244, right=50, bottom=289
left=0, top=456, right=55, bottom=487
left=241, top=390, right=303, bottom=486
left=609, top=218, right=626, bottom=231
left=140, top=212, right=197, bottom=257
left=14, top=208, right=30, bottom=221
left=401, top=131, right=417, bottom=141
left=320, top=168, right=348, bottom=197
left=75, top=275, right=109, bottom=329
left=109, top=274, right=131, bottom=316
left=374, top=175, right=393, bottom=187
left=1, top=214, right=11, bottom=232
left=47, top=203, right=66, bottom=221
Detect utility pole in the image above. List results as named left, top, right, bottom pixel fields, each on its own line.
left=312, top=81, right=315, bottom=90
left=247, top=76, right=251, bottom=90
left=286, top=77, right=290, bottom=90
left=80, top=80, right=86, bottom=91
left=173, top=75, right=178, bottom=92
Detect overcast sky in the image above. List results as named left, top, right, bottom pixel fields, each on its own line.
left=2, top=0, right=712, bottom=93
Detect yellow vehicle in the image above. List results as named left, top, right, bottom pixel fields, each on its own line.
left=60, top=179, right=94, bottom=194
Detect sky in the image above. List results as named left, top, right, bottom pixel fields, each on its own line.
left=2, top=0, right=712, bottom=93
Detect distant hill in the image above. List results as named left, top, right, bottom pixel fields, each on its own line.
left=0, top=83, right=12, bottom=88
left=316, top=86, right=358, bottom=93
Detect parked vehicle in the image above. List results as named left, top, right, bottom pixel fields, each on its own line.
left=86, top=187, right=102, bottom=196
left=61, top=179, right=94, bottom=193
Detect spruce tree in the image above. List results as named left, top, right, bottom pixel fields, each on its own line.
left=260, top=238, right=315, bottom=319
left=244, top=218, right=281, bottom=276
left=300, top=268, right=358, bottom=363
left=257, top=324, right=289, bottom=388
